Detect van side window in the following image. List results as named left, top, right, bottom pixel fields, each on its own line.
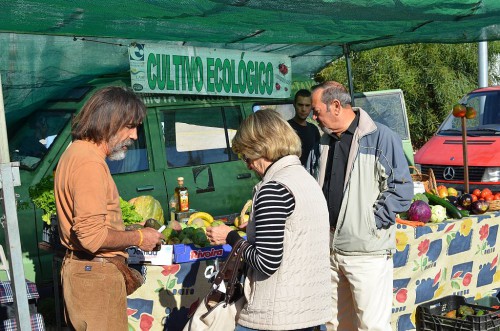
left=9, top=111, right=72, bottom=170
left=253, top=103, right=295, bottom=120
left=107, top=124, right=149, bottom=174
left=162, top=106, right=242, bottom=168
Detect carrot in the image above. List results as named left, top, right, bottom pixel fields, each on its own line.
left=396, top=217, right=426, bottom=227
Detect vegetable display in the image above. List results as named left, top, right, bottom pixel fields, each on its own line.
left=424, top=192, right=462, bottom=219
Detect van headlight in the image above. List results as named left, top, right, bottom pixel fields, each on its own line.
left=481, top=167, right=500, bottom=182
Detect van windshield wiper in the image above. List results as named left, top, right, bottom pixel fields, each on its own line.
left=438, top=129, right=479, bottom=137
left=471, top=127, right=500, bottom=134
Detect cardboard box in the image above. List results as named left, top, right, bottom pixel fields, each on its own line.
left=173, top=243, right=232, bottom=263
left=126, top=245, right=173, bottom=265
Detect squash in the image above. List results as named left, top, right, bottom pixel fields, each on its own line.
left=128, top=195, right=165, bottom=225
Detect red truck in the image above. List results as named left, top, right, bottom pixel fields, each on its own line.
left=414, top=86, right=500, bottom=193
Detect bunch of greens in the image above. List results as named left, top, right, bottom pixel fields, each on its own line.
left=29, top=175, right=56, bottom=225
left=29, top=176, right=143, bottom=226
left=119, top=197, right=143, bottom=225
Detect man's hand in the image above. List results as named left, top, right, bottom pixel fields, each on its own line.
left=138, top=227, right=165, bottom=252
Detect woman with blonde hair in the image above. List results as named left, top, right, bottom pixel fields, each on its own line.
left=207, top=109, right=331, bottom=331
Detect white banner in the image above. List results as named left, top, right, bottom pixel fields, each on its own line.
left=129, top=44, right=291, bottom=98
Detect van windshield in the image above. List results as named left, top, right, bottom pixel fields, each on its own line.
left=438, top=90, right=500, bottom=136
left=8, top=110, right=73, bottom=170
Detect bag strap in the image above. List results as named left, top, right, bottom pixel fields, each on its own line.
left=211, top=238, right=249, bottom=303
left=225, top=240, right=249, bottom=302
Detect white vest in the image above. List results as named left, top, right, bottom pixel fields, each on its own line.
left=238, top=155, right=332, bottom=330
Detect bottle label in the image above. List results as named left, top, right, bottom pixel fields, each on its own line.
left=179, top=190, right=189, bottom=212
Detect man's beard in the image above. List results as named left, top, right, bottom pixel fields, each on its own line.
left=108, top=136, right=133, bottom=161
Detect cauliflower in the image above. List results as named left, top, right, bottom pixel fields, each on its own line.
left=430, top=205, right=447, bottom=223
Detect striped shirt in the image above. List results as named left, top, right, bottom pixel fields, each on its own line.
left=227, top=181, right=295, bottom=276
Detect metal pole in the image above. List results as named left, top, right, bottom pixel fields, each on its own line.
left=0, top=74, right=32, bottom=330
left=478, top=41, right=488, bottom=88
left=343, top=44, right=355, bottom=106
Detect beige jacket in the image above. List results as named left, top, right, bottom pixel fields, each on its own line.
left=238, top=155, right=331, bottom=330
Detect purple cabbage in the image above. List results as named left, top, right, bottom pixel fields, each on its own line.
left=408, top=200, right=432, bottom=223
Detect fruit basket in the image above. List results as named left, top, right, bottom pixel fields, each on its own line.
left=416, top=295, right=500, bottom=331
left=488, top=200, right=500, bottom=212
left=410, top=166, right=437, bottom=194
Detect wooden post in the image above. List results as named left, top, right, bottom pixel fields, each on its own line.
left=461, top=116, right=470, bottom=193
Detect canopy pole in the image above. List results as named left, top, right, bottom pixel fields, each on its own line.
left=478, top=41, right=488, bottom=88
left=0, top=74, right=32, bottom=330
left=343, top=44, right=355, bottom=106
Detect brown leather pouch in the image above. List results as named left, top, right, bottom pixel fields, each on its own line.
left=105, top=256, right=144, bottom=295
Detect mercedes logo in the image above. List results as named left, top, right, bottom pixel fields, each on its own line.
left=443, top=167, right=455, bottom=180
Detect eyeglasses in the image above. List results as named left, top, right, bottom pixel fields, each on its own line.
left=238, top=153, right=252, bottom=165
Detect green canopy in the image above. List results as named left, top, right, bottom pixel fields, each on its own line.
left=2, top=0, right=500, bottom=126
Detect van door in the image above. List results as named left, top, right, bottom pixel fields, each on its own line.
left=159, top=104, right=258, bottom=217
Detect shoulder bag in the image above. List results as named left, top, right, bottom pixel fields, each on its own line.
left=183, top=238, right=250, bottom=331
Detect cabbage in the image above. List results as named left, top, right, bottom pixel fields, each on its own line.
left=412, top=193, right=429, bottom=204
left=129, top=195, right=165, bottom=225
left=408, top=200, right=432, bottom=223
left=430, top=205, right=447, bottom=223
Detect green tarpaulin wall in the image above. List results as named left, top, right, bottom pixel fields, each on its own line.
left=1, top=0, right=500, bottom=127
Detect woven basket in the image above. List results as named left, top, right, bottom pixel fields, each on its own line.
left=410, top=166, right=437, bottom=194
left=488, top=200, right=500, bottom=212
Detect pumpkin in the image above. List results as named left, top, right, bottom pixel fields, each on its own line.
left=128, top=195, right=165, bottom=225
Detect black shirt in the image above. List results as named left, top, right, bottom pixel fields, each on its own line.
left=288, top=119, right=320, bottom=175
left=323, top=112, right=360, bottom=228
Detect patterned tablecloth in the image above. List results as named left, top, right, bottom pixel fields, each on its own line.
left=127, top=211, right=500, bottom=331
left=127, top=261, right=213, bottom=331
left=392, top=210, right=500, bottom=331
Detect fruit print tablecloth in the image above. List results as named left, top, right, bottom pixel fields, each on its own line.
left=127, top=261, right=213, bottom=331
left=392, top=210, right=500, bottom=331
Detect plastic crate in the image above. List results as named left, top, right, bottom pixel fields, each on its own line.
left=416, top=295, right=500, bottom=331
left=41, top=219, right=64, bottom=251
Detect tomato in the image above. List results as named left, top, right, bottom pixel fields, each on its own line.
left=471, top=194, right=478, bottom=203
left=472, top=189, right=481, bottom=197
left=452, top=104, right=466, bottom=117
left=480, top=188, right=492, bottom=199
left=485, top=195, right=494, bottom=202
left=494, top=193, right=500, bottom=200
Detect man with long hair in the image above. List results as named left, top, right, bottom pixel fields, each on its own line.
left=54, top=86, right=163, bottom=330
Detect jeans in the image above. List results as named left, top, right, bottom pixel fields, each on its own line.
left=235, top=325, right=317, bottom=331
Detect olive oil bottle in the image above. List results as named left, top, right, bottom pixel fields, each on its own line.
left=175, top=177, right=189, bottom=212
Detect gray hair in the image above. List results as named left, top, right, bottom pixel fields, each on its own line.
left=313, top=81, right=351, bottom=111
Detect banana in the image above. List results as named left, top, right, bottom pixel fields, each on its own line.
left=187, top=211, right=214, bottom=225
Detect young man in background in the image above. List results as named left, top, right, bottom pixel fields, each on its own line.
left=288, top=89, right=321, bottom=176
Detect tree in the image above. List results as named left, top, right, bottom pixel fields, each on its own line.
left=316, top=42, right=500, bottom=149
